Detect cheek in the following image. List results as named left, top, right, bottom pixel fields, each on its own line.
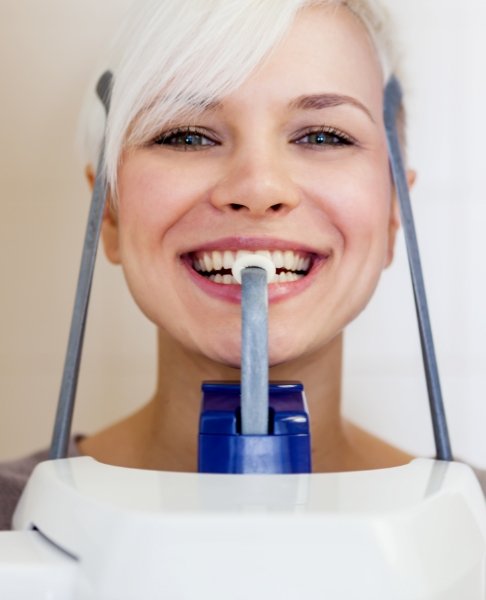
left=300, top=154, right=394, bottom=330
left=302, top=157, right=393, bottom=251
left=353, top=158, right=392, bottom=242
left=116, top=158, right=193, bottom=239
left=116, top=150, right=224, bottom=239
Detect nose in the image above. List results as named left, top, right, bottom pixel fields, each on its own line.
left=209, top=149, right=300, bottom=217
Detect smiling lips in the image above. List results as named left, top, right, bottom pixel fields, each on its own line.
left=189, top=249, right=314, bottom=284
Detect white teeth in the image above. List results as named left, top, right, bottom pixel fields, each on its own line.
left=271, top=250, right=284, bottom=269
left=203, top=253, right=213, bottom=272
left=274, top=272, right=303, bottom=283
left=193, top=248, right=312, bottom=279
left=213, top=250, right=223, bottom=271
left=256, top=250, right=272, bottom=261
left=283, top=250, right=295, bottom=271
left=223, top=250, right=234, bottom=269
left=209, top=274, right=238, bottom=284
left=236, top=249, right=251, bottom=261
left=207, top=271, right=303, bottom=285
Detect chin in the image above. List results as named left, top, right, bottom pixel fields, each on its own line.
left=189, top=316, right=333, bottom=372
left=196, top=335, right=298, bottom=371
left=268, top=345, right=306, bottom=369
left=201, top=338, right=243, bottom=370
left=267, top=326, right=312, bottom=366
left=210, top=337, right=309, bottom=371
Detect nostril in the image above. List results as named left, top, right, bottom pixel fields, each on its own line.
left=227, top=202, right=286, bottom=213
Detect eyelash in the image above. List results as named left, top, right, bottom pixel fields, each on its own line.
left=292, top=126, right=355, bottom=148
left=152, top=125, right=355, bottom=149
left=153, top=127, right=217, bottom=149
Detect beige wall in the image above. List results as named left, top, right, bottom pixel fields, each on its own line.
left=1, top=1, right=485, bottom=466
left=0, top=0, right=155, bottom=459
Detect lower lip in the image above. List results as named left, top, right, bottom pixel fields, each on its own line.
left=181, top=256, right=327, bottom=304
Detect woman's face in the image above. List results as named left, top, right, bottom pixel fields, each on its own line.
left=105, top=6, right=398, bottom=367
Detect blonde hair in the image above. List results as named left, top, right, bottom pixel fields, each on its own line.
left=80, top=0, right=398, bottom=195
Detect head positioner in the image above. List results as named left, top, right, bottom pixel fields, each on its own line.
left=50, top=72, right=452, bottom=462
left=49, top=72, right=113, bottom=460
left=384, top=76, right=452, bottom=461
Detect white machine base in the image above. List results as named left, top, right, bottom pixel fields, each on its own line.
left=0, top=458, right=485, bottom=599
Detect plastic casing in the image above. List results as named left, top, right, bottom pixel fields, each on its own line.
left=198, top=382, right=311, bottom=473
left=0, top=457, right=485, bottom=599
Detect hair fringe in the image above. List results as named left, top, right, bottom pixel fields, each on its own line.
left=78, top=0, right=402, bottom=197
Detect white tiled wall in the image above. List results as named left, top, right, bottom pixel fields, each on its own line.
left=0, top=1, right=484, bottom=467
left=344, top=0, right=486, bottom=467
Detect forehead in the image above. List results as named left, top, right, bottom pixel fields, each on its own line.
left=213, top=6, right=384, bottom=118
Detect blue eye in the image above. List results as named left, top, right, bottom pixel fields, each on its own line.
left=295, top=128, right=354, bottom=147
left=154, top=128, right=216, bottom=149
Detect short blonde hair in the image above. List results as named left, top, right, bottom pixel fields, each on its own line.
left=80, top=0, right=398, bottom=196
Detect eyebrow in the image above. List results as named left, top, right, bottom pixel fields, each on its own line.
left=288, top=93, right=375, bottom=123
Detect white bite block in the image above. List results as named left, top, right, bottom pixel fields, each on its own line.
left=231, top=253, right=276, bottom=283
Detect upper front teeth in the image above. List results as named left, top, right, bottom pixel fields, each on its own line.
left=193, top=249, right=311, bottom=274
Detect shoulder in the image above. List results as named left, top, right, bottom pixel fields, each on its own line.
left=343, top=422, right=413, bottom=470
left=0, top=438, right=81, bottom=531
left=471, top=466, right=486, bottom=497
left=0, top=448, right=49, bottom=531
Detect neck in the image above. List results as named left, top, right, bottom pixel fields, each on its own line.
left=79, top=327, right=414, bottom=471
left=270, top=335, right=346, bottom=470
left=152, top=331, right=347, bottom=470
left=82, top=328, right=350, bottom=471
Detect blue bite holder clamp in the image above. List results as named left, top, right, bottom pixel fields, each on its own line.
left=198, top=381, right=312, bottom=474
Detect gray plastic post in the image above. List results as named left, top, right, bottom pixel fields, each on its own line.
left=241, top=267, right=269, bottom=435
left=384, top=76, right=452, bottom=461
left=49, top=72, right=113, bottom=459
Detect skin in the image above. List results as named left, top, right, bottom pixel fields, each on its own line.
left=80, top=6, right=415, bottom=472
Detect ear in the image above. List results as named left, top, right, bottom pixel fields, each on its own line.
left=84, top=164, right=96, bottom=190
left=384, top=169, right=417, bottom=268
left=84, top=164, right=121, bottom=265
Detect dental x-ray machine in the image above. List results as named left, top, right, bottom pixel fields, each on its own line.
left=0, top=73, right=485, bottom=599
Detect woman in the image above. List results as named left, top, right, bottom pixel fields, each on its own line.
left=1, top=0, right=483, bottom=529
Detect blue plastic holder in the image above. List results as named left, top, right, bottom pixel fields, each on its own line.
left=198, top=381, right=312, bottom=474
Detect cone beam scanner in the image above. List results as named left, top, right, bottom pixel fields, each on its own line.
left=232, top=254, right=275, bottom=435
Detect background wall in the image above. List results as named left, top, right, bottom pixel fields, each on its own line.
left=1, top=1, right=485, bottom=467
